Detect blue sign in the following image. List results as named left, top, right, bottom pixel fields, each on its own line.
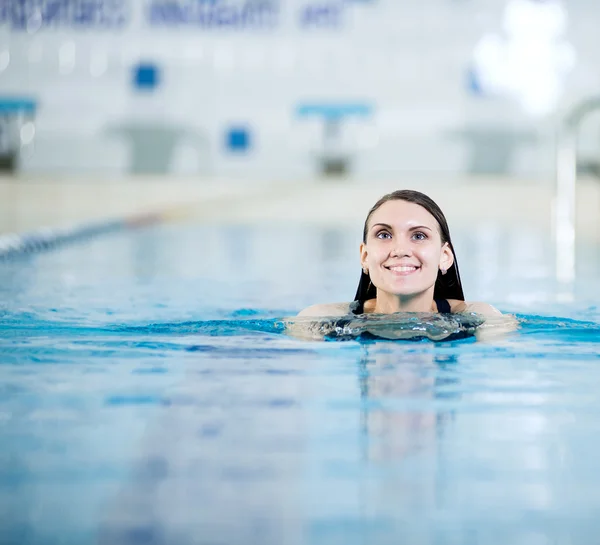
left=226, top=126, right=251, bottom=152
left=147, top=0, right=279, bottom=29
left=133, top=63, right=160, bottom=91
left=0, top=0, right=129, bottom=30
left=300, top=2, right=343, bottom=28
left=299, top=0, right=376, bottom=29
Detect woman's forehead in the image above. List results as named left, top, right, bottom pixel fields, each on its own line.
left=369, top=200, right=438, bottom=228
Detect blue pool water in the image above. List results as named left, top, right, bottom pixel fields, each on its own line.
left=1, top=223, right=600, bottom=545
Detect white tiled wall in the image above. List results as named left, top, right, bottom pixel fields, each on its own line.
left=1, top=0, right=599, bottom=178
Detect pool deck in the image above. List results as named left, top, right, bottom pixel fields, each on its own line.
left=1, top=174, right=599, bottom=238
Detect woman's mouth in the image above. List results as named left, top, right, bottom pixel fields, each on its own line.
left=385, top=265, right=420, bottom=275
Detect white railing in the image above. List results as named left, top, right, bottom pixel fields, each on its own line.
left=555, top=97, right=600, bottom=284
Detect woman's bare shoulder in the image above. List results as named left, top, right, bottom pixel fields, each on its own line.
left=447, top=300, right=518, bottom=339
left=297, top=302, right=351, bottom=317
left=447, top=300, right=503, bottom=316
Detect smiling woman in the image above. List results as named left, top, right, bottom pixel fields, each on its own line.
left=298, top=189, right=508, bottom=325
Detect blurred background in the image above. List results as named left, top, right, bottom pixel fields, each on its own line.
left=1, top=0, right=600, bottom=307
left=2, top=0, right=600, bottom=178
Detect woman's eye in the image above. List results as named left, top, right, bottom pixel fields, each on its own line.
left=412, top=231, right=427, bottom=241
left=376, top=231, right=391, bottom=239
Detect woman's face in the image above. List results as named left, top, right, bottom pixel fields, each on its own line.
left=360, top=199, right=454, bottom=299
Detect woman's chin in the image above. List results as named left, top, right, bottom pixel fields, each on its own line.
left=381, top=287, right=432, bottom=299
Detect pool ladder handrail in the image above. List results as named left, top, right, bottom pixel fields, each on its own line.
left=555, top=96, right=600, bottom=283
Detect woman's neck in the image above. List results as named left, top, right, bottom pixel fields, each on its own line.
left=369, top=290, right=437, bottom=314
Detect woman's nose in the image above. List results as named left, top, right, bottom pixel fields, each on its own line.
left=390, top=238, right=412, bottom=257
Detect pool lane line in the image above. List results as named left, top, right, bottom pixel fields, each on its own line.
left=0, top=207, right=188, bottom=260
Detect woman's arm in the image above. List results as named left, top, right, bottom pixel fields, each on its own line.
left=448, top=300, right=501, bottom=316
left=449, top=300, right=518, bottom=340
left=296, top=303, right=350, bottom=317
left=463, top=302, right=504, bottom=317
left=285, top=303, right=351, bottom=341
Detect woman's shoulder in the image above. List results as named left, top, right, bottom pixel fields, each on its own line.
left=447, top=299, right=503, bottom=316
left=297, top=302, right=352, bottom=317
left=298, top=300, right=503, bottom=317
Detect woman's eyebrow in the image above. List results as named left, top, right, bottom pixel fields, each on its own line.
left=370, top=223, right=433, bottom=232
left=370, top=223, right=393, bottom=231
left=409, top=225, right=433, bottom=232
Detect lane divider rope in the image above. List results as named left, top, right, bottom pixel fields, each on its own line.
left=0, top=210, right=175, bottom=260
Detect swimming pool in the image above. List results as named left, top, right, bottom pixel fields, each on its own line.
left=1, top=221, right=600, bottom=545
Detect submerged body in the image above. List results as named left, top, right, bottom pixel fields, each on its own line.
left=291, top=300, right=514, bottom=342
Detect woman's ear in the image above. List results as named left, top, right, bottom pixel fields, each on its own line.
left=440, top=243, right=454, bottom=272
left=360, top=242, right=368, bottom=270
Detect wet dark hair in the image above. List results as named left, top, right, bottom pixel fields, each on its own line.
left=354, top=189, right=465, bottom=304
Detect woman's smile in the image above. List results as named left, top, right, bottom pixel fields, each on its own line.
left=384, top=263, right=421, bottom=276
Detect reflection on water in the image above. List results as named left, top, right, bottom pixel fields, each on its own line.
left=359, top=345, right=459, bottom=463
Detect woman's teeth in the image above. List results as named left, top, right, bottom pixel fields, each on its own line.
left=388, top=266, right=418, bottom=272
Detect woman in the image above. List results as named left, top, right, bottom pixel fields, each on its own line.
left=298, top=189, right=504, bottom=319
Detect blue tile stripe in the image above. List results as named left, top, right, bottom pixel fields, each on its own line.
left=0, top=211, right=165, bottom=260
left=296, top=103, right=373, bottom=119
